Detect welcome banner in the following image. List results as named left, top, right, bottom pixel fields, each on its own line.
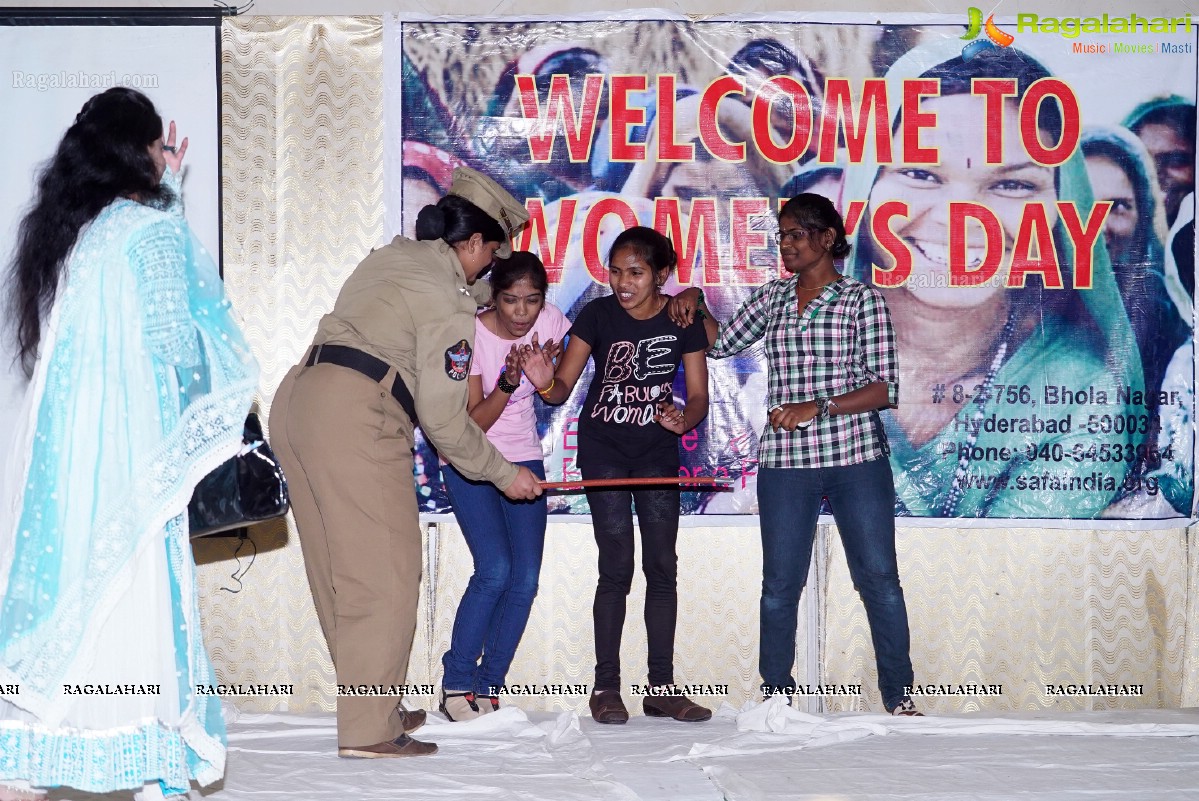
left=384, top=12, right=1197, bottom=521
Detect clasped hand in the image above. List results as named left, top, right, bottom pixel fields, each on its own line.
left=653, top=401, right=688, bottom=435
left=769, top=402, right=818, bottom=432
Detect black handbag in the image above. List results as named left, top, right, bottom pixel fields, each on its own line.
left=188, top=412, right=290, bottom=538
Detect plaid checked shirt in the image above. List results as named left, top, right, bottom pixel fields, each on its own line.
left=710, top=274, right=899, bottom=469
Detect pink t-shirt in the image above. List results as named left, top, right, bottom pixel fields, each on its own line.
left=470, top=302, right=571, bottom=463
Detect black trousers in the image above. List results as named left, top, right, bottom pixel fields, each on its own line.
left=581, top=460, right=680, bottom=690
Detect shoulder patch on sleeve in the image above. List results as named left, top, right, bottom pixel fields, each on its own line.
left=444, top=339, right=472, bottom=380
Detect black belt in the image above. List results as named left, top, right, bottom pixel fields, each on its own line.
left=305, top=343, right=417, bottom=424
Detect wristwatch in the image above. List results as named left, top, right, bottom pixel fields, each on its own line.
left=814, top=397, right=830, bottom=421
left=496, top=371, right=520, bottom=394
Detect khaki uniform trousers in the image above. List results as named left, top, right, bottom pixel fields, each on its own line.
left=270, top=361, right=420, bottom=747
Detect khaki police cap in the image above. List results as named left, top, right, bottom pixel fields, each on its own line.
left=447, top=166, right=529, bottom=258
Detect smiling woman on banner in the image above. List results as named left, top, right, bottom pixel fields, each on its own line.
left=842, top=41, right=1144, bottom=519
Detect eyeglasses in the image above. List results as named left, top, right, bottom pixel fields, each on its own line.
left=775, top=228, right=810, bottom=244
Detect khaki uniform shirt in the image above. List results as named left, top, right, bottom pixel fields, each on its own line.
left=313, top=236, right=518, bottom=489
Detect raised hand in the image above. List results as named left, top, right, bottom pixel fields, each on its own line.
left=163, top=120, right=188, bottom=174
left=503, top=344, right=523, bottom=387
left=520, top=332, right=555, bottom=391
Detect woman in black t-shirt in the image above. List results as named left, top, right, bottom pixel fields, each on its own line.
left=538, top=226, right=711, bottom=724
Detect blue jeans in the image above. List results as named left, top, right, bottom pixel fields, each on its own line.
left=757, top=458, right=914, bottom=710
left=441, top=460, right=547, bottom=694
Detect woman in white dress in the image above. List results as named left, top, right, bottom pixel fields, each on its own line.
left=0, top=87, right=257, bottom=800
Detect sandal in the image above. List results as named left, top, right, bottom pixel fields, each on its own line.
left=439, top=688, right=484, bottom=722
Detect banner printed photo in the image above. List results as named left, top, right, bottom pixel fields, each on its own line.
left=388, top=15, right=1197, bottom=520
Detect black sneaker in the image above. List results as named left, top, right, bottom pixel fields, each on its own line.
left=760, top=685, right=794, bottom=706
left=889, top=697, right=923, bottom=716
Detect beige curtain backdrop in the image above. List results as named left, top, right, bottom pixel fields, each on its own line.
left=194, top=16, right=1199, bottom=717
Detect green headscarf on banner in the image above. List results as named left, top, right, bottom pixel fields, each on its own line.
left=840, top=35, right=1144, bottom=518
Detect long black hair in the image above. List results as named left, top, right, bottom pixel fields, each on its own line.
left=9, top=86, right=167, bottom=376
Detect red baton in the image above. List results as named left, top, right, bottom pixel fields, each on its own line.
left=538, top=476, right=733, bottom=491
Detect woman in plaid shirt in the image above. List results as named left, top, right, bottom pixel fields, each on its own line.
left=670, top=193, right=920, bottom=716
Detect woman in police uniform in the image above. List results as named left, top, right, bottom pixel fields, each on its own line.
left=270, top=167, right=542, bottom=758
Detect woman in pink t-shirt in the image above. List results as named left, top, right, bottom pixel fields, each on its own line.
left=438, top=252, right=570, bottom=721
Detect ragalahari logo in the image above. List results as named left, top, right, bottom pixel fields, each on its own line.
left=961, top=7, right=1016, bottom=60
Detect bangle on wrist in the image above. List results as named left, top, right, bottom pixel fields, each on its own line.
left=496, top=371, right=520, bottom=394
left=537, top=377, right=555, bottom=397
left=814, top=397, right=830, bottom=421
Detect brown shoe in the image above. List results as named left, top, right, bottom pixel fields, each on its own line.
left=589, top=689, right=629, bottom=724
left=643, top=691, right=712, bottom=722
left=394, top=704, right=427, bottom=733
left=337, top=734, right=437, bottom=758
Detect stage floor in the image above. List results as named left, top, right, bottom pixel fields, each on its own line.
left=47, top=702, right=1199, bottom=800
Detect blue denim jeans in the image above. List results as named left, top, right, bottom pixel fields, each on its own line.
left=441, top=460, right=547, bottom=694
left=757, top=458, right=914, bottom=710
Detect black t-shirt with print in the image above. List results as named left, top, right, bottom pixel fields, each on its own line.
left=572, top=294, right=709, bottom=468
